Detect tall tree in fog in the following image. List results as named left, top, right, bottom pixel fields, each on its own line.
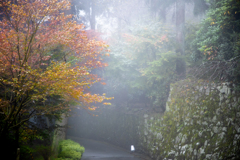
left=145, top=0, right=186, bottom=78
left=176, top=0, right=186, bottom=79
left=146, top=0, right=208, bottom=79
left=89, top=0, right=96, bottom=30
left=71, top=0, right=110, bottom=30
left=175, top=0, right=208, bottom=79
left=70, top=0, right=95, bottom=29
left=106, top=0, right=145, bottom=38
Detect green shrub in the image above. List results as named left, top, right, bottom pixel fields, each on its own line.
left=54, top=158, right=73, bottom=160
left=58, top=139, right=84, bottom=160
left=58, top=149, right=81, bottom=160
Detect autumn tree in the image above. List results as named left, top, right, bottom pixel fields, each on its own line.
left=0, top=0, right=111, bottom=158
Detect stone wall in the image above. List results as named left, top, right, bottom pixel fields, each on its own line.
left=141, top=80, right=240, bottom=160
left=67, top=80, right=240, bottom=159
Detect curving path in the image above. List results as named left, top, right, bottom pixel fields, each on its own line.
left=67, top=136, right=149, bottom=160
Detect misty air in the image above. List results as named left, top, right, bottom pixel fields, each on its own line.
left=0, top=0, right=239, bottom=160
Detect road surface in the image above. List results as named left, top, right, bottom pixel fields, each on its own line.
left=67, top=136, right=149, bottom=160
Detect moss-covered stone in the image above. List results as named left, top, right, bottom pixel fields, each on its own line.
left=141, top=79, right=240, bottom=159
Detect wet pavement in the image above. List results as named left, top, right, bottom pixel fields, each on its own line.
left=67, top=136, right=150, bottom=160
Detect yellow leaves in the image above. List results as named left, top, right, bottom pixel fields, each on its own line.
left=35, top=62, right=112, bottom=106
left=224, top=11, right=231, bottom=15
left=88, top=107, right=96, bottom=111
left=210, top=22, right=215, bottom=25
left=103, top=102, right=111, bottom=105
left=105, top=97, right=113, bottom=101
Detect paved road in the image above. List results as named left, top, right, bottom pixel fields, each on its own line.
left=68, top=136, right=146, bottom=160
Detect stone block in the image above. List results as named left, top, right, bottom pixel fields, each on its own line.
left=213, top=127, right=218, bottom=133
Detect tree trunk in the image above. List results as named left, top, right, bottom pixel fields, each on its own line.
left=159, top=8, right=166, bottom=22
left=176, top=0, right=186, bottom=79
left=118, top=17, right=121, bottom=39
left=90, top=0, right=96, bottom=30
left=14, top=118, right=20, bottom=160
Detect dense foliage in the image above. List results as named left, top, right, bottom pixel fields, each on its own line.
left=192, top=0, right=240, bottom=83
left=103, top=20, right=181, bottom=112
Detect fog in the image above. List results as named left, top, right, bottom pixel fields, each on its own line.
left=67, top=0, right=240, bottom=160
left=1, top=0, right=237, bottom=159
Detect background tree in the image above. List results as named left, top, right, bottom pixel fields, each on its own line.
left=191, top=0, right=240, bottom=84
left=70, top=0, right=111, bottom=30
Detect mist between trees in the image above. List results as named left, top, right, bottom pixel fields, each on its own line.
left=1, top=0, right=240, bottom=159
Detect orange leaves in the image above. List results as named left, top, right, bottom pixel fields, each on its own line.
left=41, top=56, right=51, bottom=61
left=203, top=46, right=218, bottom=60
left=161, top=35, right=167, bottom=41
left=0, top=0, right=112, bottom=118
